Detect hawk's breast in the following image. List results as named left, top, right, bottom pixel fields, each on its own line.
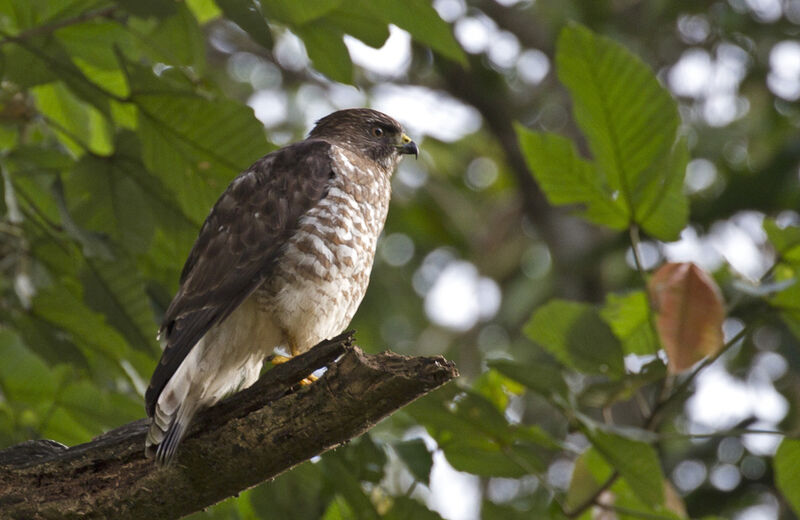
left=258, top=145, right=392, bottom=352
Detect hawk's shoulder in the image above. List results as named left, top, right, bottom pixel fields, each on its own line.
left=145, top=138, right=335, bottom=416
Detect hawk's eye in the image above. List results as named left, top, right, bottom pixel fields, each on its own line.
left=372, top=127, right=384, bottom=137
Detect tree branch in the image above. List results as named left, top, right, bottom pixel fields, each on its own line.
left=0, top=332, right=459, bottom=519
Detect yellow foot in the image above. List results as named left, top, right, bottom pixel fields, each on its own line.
left=268, top=354, right=292, bottom=365
left=300, top=374, right=319, bottom=386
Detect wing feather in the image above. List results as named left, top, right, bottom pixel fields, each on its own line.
left=145, top=139, right=334, bottom=416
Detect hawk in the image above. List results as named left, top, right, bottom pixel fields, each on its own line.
left=145, top=108, right=418, bottom=464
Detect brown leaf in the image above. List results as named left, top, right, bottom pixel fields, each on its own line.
left=648, top=262, right=725, bottom=374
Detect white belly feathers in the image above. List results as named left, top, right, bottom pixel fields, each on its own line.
left=261, top=146, right=391, bottom=353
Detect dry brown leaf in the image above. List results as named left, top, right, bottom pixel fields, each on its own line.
left=648, top=262, right=725, bottom=374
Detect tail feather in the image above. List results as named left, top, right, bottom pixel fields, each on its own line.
left=158, top=401, right=198, bottom=465
left=146, top=364, right=199, bottom=465
left=146, top=398, right=199, bottom=465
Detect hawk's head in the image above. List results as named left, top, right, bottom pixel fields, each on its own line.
left=309, top=108, right=418, bottom=169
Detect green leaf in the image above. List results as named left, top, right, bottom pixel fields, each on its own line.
left=57, top=380, right=142, bottom=430
left=394, top=439, right=433, bottom=485
left=482, top=500, right=555, bottom=520
left=0, top=121, right=16, bottom=151
left=111, top=130, right=199, bottom=234
left=435, top=387, right=515, bottom=443
left=567, top=447, right=683, bottom=519
left=578, top=359, right=666, bottom=408
left=769, top=265, right=800, bottom=340
left=0, top=0, right=98, bottom=34
left=600, top=290, right=658, bottom=355
left=555, top=23, right=687, bottom=240
left=565, top=447, right=613, bottom=512
left=324, top=1, right=390, bottom=49
left=31, top=82, right=113, bottom=156
left=3, top=41, right=56, bottom=87
left=55, top=20, right=134, bottom=98
left=47, top=1, right=102, bottom=24
left=385, top=497, right=443, bottom=520
left=408, top=387, right=552, bottom=478
left=81, top=254, right=159, bottom=355
left=187, top=0, right=221, bottom=23
left=587, top=428, right=665, bottom=506
left=8, top=311, right=87, bottom=369
left=147, top=4, right=206, bottom=70
left=249, top=462, right=327, bottom=520
left=322, top=456, right=379, bottom=520
left=32, top=284, right=132, bottom=364
left=6, top=144, right=74, bottom=173
left=472, top=368, right=520, bottom=411
left=12, top=1, right=84, bottom=27
left=112, top=0, right=177, bottom=18
left=635, top=137, right=689, bottom=240
left=215, top=0, right=273, bottom=48
left=321, top=495, right=358, bottom=520
left=0, top=329, right=56, bottom=405
left=65, top=154, right=154, bottom=251
left=6, top=36, right=112, bottom=115
left=261, top=0, right=341, bottom=25
left=127, top=64, right=271, bottom=222
left=442, top=437, right=543, bottom=478
left=557, top=23, right=677, bottom=196
left=74, top=60, right=131, bottom=100
left=294, top=22, right=353, bottom=84
left=524, top=300, right=625, bottom=378
left=362, top=0, right=466, bottom=65
left=343, top=434, right=387, bottom=484
left=765, top=219, right=800, bottom=264
left=775, top=438, right=800, bottom=516
left=488, top=358, right=568, bottom=401
left=516, top=125, right=628, bottom=230
left=39, top=407, right=94, bottom=446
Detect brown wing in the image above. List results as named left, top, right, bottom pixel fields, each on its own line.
left=145, top=139, right=334, bottom=417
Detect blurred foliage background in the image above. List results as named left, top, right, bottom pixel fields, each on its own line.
left=1, top=0, right=800, bottom=519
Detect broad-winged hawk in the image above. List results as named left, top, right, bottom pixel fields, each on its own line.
left=145, top=108, right=418, bottom=464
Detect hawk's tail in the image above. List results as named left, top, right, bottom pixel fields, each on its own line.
left=145, top=387, right=199, bottom=465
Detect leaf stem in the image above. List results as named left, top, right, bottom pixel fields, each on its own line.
left=656, top=427, right=785, bottom=440
left=629, top=225, right=648, bottom=281
left=629, top=225, right=661, bottom=345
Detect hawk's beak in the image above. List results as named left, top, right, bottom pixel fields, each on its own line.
left=398, top=133, right=418, bottom=159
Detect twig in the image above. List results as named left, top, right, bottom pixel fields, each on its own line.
left=646, top=325, right=751, bottom=429
left=563, top=471, right=618, bottom=518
